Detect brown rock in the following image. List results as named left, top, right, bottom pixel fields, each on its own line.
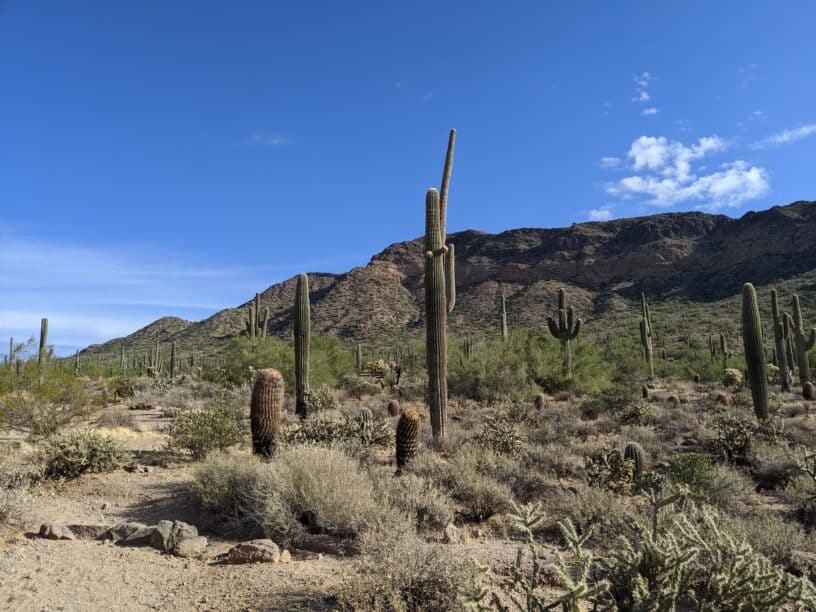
left=172, top=536, right=208, bottom=558
left=39, top=524, right=76, bottom=540
left=226, top=539, right=281, bottom=564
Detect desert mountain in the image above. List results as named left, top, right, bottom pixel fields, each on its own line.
left=83, top=200, right=816, bottom=355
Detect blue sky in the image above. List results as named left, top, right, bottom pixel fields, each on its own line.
left=2, top=1, right=815, bottom=354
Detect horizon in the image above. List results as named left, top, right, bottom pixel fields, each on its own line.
left=2, top=2, right=815, bottom=354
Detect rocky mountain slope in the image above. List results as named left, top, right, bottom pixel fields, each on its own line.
left=83, top=200, right=816, bottom=355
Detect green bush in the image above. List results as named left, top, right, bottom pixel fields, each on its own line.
left=166, top=403, right=245, bottom=459
left=42, top=431, right=125, bottom=479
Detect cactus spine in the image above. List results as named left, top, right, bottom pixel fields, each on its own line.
left=547, top=288, right=582, bottom=379
left=742, top=283, right=769, bottom=420
left=395, top=409, right=421, bottom=473
left=424, top=188, right=448, bottom=439
left=792, top=294, right=815, bottom=383
left=499, top=289, right=508, bottom=342
left=250, top=368, right=284, bottom=457
left=624, top=442, right=645, bottom=478
left=294, top=273, right=311, bottom=419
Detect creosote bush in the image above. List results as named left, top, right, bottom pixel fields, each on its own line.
left=167, top=403, right=245, bottom=459
left=42, top=430, right=125, bottom=479
left=192, top=446, right=381, bottom=540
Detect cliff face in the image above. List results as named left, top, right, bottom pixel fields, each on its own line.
left=83, top=201, right=816, bottom=353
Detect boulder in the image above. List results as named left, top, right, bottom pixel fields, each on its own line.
left=149, top=520, right=198, bottom=552
left=443, top=523, right=470, bottom=545
left=39, top=524, right=76, bottom=540
left=172, top=536, right=208, bottom=558
left=226, top=539, right=281, bottom=564
left=100, top=522, right=155, bottom=545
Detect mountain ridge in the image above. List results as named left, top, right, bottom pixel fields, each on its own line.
left=82, top=200, right=816, bottom=355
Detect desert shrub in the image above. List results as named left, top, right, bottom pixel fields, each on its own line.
left=729, top=509, right=816, bottom=567
left=579, top=384, right=638, bottom=421
left=378, top=473, right=455, bottom=530
left=0, top=450, right=36, bottom=526
left=711, top=416, right=755, bottom=465
left=585, top=448, right=637, bottom=494
left=336, top=528, right=475, bottom=611
left=280, top=414, right=392, bottom=447
left=472, top=411, right=524, bottom=455
left=433, top=449, right=513, bottom=521
left=166, top=403, right=245, bottom=459
left=42, top=430, right=125, bottom=479
left=668, top=452, right=715, bottom=492
left=192, top=446, right=380, bottom=539
left=96, top=409, right=137, bottom=429
left=303, top=384, right=340, bottom=413
left=205, top=335, right=353, bottom=388
left=753, top=459, right=800, bottom=492
left=0, top=375, right=102, bottom=437
left=339, top=375, right=383, bottom=399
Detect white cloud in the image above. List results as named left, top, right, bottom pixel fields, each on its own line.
left=603, top=135, right=768, bottom=209
left=752, top=123, right=816, bottom=148
left=632, top=71, right=652, bottom=105
left=641, top=107, right=659, bottom=116
left=599, top=156, right=622, bottom=169
left=588, top=206, right=614, bottom=221
left=242, top=133, right=294, bottom=146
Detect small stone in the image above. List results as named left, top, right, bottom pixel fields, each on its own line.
left=226, top=539, right=281, bottom=564
left=172, top=536, right=208, bottom=558
left=443, top=523, right=470, bottom=545
left=100, top=522, right=154, bottom=544
left=123, top=461, right=151, bottom=474
left=149, top=520, right=198, bottom=552
left=279, top=549, right=291, bottom=564
left=39, top=524, right=76, bottom=540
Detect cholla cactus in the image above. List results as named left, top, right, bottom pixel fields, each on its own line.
left=250, top=368, right=284, bottom=457
left=547, top=288, right=582, bottom=379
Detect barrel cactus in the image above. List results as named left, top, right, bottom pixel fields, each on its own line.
left=534, top=393, right=547, bottom=411
left=387, top=399, right=401, bottom=417
left=396, top=410, right=421, bottom=473
left=294, top=273, right=311, bottom=419
left=623, top=442, right=645, bottom=478
left=742, top=283, right=769, bottom=420
left=250, top=368, right=285, bottom=457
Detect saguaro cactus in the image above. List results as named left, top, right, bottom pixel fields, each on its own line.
left=245, top=293, right=269, bottom=340
left=250, top=368, right=284, bottom=457
left=791, top=294, right=815, bottom=383
left=771, top=289, right=783, bottom=370
left=438, top=129, right=457, bottom=314
left=355, top=343, right=363, bottom=373
left=8, top=337, right=13, bottom=367
left=445, top=243, right=456, bottom=314
left=639, top=294, right=655, bottom=381
left=719, top=332, right=731, bottom=372
left=294, top=273, right=311, bottom=419
left=395, top=410, right=421, bottom=473
left=774, top=320, right=791, bottom=392
left=499, top=289, right=509, bottom=342
left=547, top=288, right=582, bottom=378
left=424, top=188, right=448, bottom=439
left=38, top=317, right=48, bottom=371
left=742, top=283, right=769, bottom=420
left=170, top=341, right=177, bottom=380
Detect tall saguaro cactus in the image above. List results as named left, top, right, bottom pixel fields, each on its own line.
left=38, top=317, right=48, bottom=371
left=547, top=288, right=582, bottom=379
left=771, top=289, right=783, bottom=370
left=639, top=294, right=655, bottom=380
left=499, top=288, right=509, bottom=342
left=719, top=332, right=730, bottom=373
left=438, top=129, right=457, bottom=315
left=294, top=273, right=311, bottom=419
left=424, top=188, right=448, bottom=439
left=792, top=294, right=815, bottom=383
left=742, top=283, right=769, bottom=420
left=170, top=341, right=177, bottom=380
left=774, top=320, right=791, bottom=392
